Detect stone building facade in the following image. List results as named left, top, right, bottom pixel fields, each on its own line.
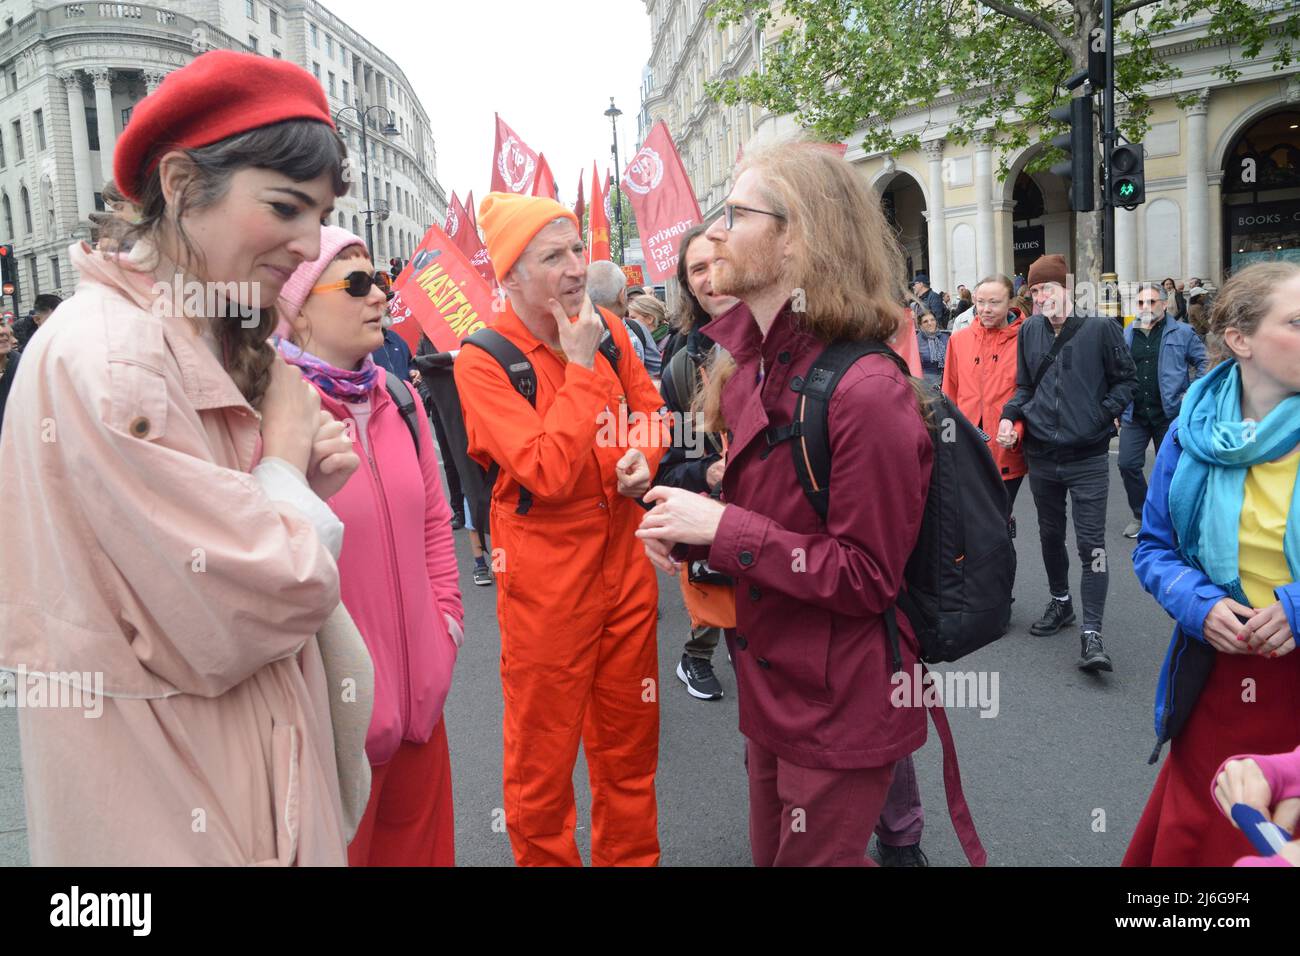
left=640, top=2, right=1300, bottom=295
left=0, top=0, right=447, bottom=315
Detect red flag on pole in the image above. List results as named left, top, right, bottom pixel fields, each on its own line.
left=443, top=191, right=462, bottom=235
left=465, top=190, right=477, bottom=233
left=531, top=152, right=558, bottom=200
left=587, top=162, right=611, bottom=262
left=573, top=173, right=585, bottom=228
left=490, top=113, right=540, bottom=194
left=443, top=192, right=497, bottom=292
left=620, top=120, right=703, bottom=283
left=387, top=224, right=497, bottom=353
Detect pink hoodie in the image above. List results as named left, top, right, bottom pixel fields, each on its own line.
left=311, top=378, right=463, bottom=766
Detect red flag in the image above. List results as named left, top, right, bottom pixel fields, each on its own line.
left=443, top=192, right=496, bottom=291
left=388, top=224, right=497, bottom=352
left=443, top=191, right=462, bottom=235
left=587, top=162, right=611, bottom=262
left=490, top=113, right=540, bottom=195
left=620, top=120, right=702, bottom=283
left=573, top=172, right=585, bottom=226
left=465, top=190, right=477, bottom=233
left=531, top=153, right=558, bottom=200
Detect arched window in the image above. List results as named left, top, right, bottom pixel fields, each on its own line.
left=337, top=211, right=345, bottom=227
left=388, top=226, right=395, bottom=261
left=352, top=215, right=360, bottom=237
left=2, top=193, right=12, bottom=238
left=20, top=186, right=33, bottom=235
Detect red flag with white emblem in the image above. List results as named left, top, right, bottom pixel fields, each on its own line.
left=620, top=120, right=702, bottom=282
left=490, top=113, right=540, bottom=195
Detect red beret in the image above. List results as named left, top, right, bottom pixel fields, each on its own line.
left=113, top=49, right=335, bottom=203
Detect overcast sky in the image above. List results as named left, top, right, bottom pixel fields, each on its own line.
left=318, top=0, right=652, bottom=214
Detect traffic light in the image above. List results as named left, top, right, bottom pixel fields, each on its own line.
left=0, top=244, right=14, bottom=286
left=1109, top=143, right=1146, bottom=208
left=1050, top=96, right=1095, bottom=213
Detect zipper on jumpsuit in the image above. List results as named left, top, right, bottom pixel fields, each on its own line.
left=363, top=411, right=412, bottom=735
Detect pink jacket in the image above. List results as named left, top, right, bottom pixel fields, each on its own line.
left=0, top=242, right=350, bottom=865
left=313, top=379, right=462, bottom=766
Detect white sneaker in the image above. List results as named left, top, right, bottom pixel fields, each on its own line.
left=1123, top=520, right=1141, bottom=539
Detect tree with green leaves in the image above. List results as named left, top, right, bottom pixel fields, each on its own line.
left=708, top=0, right=1298, bottom=280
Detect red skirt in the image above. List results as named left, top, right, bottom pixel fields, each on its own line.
left=1124, top=649, right=1300, bottom=866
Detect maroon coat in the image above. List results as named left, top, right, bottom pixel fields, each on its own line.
left=701, top=301, right=932, bottom=770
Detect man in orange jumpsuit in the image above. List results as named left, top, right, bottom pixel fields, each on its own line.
left=454, top=193, right=668, bottom=866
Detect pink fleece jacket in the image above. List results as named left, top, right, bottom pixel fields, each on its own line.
left=312, top=377, right=464, bottom=766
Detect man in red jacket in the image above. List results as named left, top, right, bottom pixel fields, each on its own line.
left=636, top=140, right=953, bottom=867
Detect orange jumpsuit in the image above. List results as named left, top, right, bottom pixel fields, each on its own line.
left=454, top=305, right=668, bottom=866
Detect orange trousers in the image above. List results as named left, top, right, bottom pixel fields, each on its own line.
left=347, top=718, right=455, bottom=867
left=494, top=497, right=660, bottom=866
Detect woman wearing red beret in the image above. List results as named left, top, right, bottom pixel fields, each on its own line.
left=0, top=50, right=369, bottom=865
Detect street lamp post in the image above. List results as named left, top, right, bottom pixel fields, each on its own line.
left=605, top=97, right=625, bottom=265
left=334, top=101, right=400, bottom=257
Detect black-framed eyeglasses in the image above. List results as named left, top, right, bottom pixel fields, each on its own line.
left=723, top=203, right=787, bottom=231
left=311, top=270, right=392, bottom=298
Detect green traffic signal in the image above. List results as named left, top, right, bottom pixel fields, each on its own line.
left=1117, top=180, right=1135, bottom=199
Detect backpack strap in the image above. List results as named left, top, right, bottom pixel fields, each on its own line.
left=461, top=328, right=538, bottom=515
left=784, top=339, right=908, bottom=522
left=922, top=668, right=989, bottom=867
left=596, top=313, right=623, bottom=376
left=1029, top=314, right=1083, bottom=390
left=624, top=316, right=651, bottom=352
left=383, top=370, right=421, bottom=458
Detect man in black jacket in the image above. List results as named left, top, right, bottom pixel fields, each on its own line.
left=910, top=273, right=947, bottom=328
left=997, top=254, right=1137, bottom=674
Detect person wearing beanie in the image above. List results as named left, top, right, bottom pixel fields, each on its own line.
left=998, top=253, right=1136, bottom=675
left=277, top=226, right=463, bottom=867
left=0, top=49, right=362, bottom=865
left=453, top=191, right=669, bottom=866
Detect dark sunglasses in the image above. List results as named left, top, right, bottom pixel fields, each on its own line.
left=310, top=270, right=392, bottom=298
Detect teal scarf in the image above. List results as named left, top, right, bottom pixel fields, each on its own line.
left=1168, top=360, right=1300, bottom=603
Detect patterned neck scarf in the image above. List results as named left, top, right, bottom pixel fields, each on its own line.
left=274, top=336, right=380, bottom=403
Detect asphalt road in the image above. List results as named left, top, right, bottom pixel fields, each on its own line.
left=0, top=443, right=1173, bottom=867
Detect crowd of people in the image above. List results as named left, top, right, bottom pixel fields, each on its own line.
left=0, top=50, right=1297, bottom=869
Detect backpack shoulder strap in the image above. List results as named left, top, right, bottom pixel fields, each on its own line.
left=1029, top=314, right=1083, bottom=390
left=383, top=370, right=421, bottom=457
left=596, top=312, right=623, bottom=376
left=460, top=327, right=538, bottom=514
left=665, top=344, right=694, bottom=413
left=625, top=316, right=651, bottom=351
left=462, top=328, right=537, bottom=406
left=787, top=339, right=909, bottom=522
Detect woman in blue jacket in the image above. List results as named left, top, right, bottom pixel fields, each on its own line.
left=1124, top=261, right=1300, bottom=866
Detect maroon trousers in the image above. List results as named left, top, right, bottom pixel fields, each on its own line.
left=747, top=735, right=897, bottom=867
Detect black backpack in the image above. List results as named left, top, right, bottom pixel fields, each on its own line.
left=459, top=316, right=623, bottom=515
left=780, top=339, right=1014, bottom=667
